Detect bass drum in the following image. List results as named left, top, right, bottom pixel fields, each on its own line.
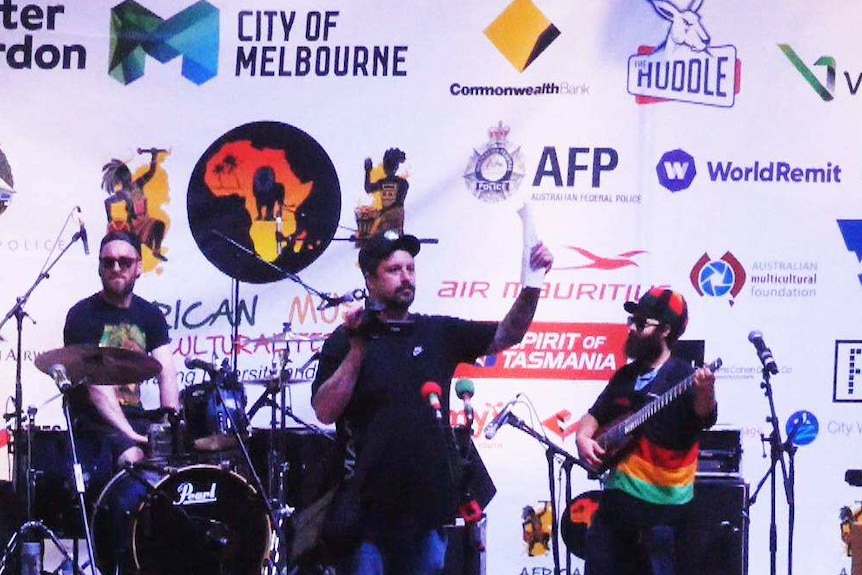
left=91, top=464, right=272, bottom=575
left=559, top=490, right=603, bottom=559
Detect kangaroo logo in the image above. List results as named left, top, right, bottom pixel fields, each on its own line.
left=628, top=0, right=741, bottom=107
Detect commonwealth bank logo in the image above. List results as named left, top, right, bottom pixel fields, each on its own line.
left=485, top=0, right=560, bottom=72
left=109, top=1, right=219, bottom=85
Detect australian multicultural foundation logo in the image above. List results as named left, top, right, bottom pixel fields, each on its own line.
left=109, top=0, right=219, bottom=85
left=187, top=121, right=341, bottom=284
left=463, top=122, right=525, bottom=203
left=627, top=0, right=741, bottom=107
left=690, top=251, right=746, bottom=305
left=0, top=146, right=15, bottom=216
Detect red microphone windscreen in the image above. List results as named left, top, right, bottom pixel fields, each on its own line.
left=420, top=381, right=442, bottom=400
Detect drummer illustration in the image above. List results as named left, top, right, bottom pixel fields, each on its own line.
left=359, top=147, right=409, bottom=238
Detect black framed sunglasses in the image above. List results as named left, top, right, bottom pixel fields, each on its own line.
left=626, top=315, right=663, bottom=331
left=99, top=256, right=139, bottom=270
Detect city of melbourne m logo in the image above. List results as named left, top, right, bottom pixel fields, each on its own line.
left=109, top=1, right=219, bottom=85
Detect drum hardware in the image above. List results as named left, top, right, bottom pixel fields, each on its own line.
left=184, top=359, right=281, bottom=572
left=0, top=366, right=99, bottom=575
left=91, top=463, right=272, bottom=575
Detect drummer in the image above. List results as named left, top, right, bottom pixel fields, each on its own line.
left=63, top=230, right=178, bottom=468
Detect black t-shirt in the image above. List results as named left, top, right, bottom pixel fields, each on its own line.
left=588, top=356, right=717, bottom=526
left=312, top=314, right=496, bottom=535
left=63, top=292, right=170, bottom=409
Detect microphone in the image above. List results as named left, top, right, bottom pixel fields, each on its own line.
left=317, top=289, right=366, bottom=311
left=454, top=379, right=475, bottom=426
left=485, top=396, right=517, bottom=440
left=748, top=330, right=779, bottom=375
left=184, top=357, right=220, bottom=377
left=420, top=381, right=444, bottom=422
left=49, top=364, right=73, bottom=390
left=75, top=207, right=89, bottom=255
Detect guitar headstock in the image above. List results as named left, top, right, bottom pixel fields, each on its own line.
left=707, top=358, right=722, bottom=372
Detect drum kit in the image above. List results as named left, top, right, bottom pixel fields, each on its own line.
left=0, top=334, right=336, bottom=575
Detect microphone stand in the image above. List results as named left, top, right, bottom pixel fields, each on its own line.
left=747, top=366, right=797, bottom=575
left=0, top=226, right=84, bottom=494
left=503, top=413, right=591, bottom=575
left=211, top=229, right=349, bottom=311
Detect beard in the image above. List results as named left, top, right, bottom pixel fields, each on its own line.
left=625, top=328, right=664, bottom=365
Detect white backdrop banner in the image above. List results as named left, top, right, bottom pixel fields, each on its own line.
left=1, top=1, right=861, bottom=573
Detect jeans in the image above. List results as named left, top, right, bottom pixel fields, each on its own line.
left=340, top=528, right=448, bottom=575
left=585, top=511, right=677, bottom=575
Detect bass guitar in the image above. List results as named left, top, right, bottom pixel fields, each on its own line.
left=585, top=358, right=722, bottom=475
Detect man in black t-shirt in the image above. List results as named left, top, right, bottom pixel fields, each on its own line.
left=575, top=288, right=717, bottom=575
left=312, top=230, right=553, bottom=574
left=63, top=230, right=178, bottom=467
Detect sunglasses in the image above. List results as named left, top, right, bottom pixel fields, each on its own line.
left=626, top=315, right=663, bottom=331
left=99, top=256, right=139, bottom=270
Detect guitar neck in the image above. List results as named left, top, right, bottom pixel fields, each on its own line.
left=616, top=358, right=722, bottom=439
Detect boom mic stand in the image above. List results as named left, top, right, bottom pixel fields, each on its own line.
left=500, top=413, right=591, bottom=575
left=748, top=366, right=798, bottom=575
left=0, top=213, right=87, bottom=574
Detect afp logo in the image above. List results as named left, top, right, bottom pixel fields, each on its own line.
left=656, top=149, right=696, bottom=192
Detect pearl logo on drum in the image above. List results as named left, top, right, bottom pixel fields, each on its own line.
left=174, top=481, right=218, bottom=505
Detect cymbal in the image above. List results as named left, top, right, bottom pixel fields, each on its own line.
left=35, top=344, right=161, bottom=385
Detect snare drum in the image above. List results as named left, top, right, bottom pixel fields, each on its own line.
left=182, top=381, right=249, bottom=451
left=91, top=464, right=272, bottom=575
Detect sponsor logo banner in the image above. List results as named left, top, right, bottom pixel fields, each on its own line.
left=456, top=322, right=627, bottom=380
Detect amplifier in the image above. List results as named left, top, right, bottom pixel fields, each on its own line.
left=698, top=428, right=742, bottom=476
left=679, top=479, right=749, bottom=575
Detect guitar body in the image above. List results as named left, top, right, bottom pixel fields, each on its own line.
left=584, top=358, right=722, bottom=476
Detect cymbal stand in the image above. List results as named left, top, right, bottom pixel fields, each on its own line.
left=0, top=390, right=93, bottom=575
left=198, top=367, right=281, bottom=571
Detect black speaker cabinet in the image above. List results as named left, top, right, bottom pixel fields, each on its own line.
left=444, top=518, right=486, bottom=575
left=679, top=478, right=749, bottom=575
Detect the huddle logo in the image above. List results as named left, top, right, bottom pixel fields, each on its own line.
left=628, top=0, right=741, bottom=107
left=109, top=0, right=219, bottom=85
left=656, top=149, right=696, bottom=192
left=690, top=251, right=746, bottom=305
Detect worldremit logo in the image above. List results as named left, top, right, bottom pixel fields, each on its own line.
left=778, top=44, right=862, bottom=102
left=628, top=0, right=741, bottom=107
left=838, top=220, right=862, bottom=289
left=0, top=1, right=86, bottom=70
left=656, top=149, right=696, bottom=192
left=690, top=251, right=746, bottom=305
left=109, top=1, right=219, bottom=85
left=485, top=0, right=560, bottom=73
left=657, top=148, right=840, bottom=189
left=0, top=146, right=15, bottom=216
